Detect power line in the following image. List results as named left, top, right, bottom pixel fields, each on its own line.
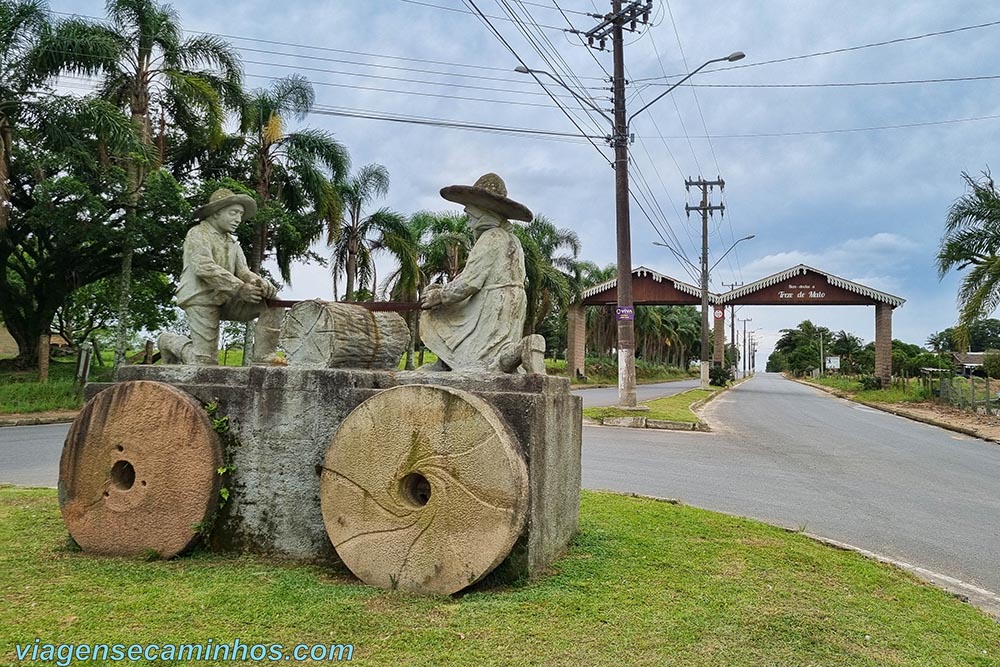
left=644, top=73, right=1000, bottom=88
left=638, top=112, right=1000, bottom=138
left=462, top=0, right=613, bottom=163
left=392, top=0, right=568, bottom=31
left=634, top=17, right=1000, bottom=80
left=48, top=9, right=607, bottom=79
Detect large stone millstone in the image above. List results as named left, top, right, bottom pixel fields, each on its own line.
left=320, top=384, right=528, bottom=594
left=58, top=381, right=223, bottom=558
left=279, top=299, right=409, bottom=368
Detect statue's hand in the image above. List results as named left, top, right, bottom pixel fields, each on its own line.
left=256, top=278, right=278, bottom=299
left=421, top=286, right=443, bottom=309
left=236, top=281, right=265, bottom=303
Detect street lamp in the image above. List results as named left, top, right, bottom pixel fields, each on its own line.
left=516, top=49, right=744, bottom=406
left=711, top=235, right=755, bottom=272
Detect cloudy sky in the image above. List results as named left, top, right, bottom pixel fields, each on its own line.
left=54, top=0, right=1000, bottom=366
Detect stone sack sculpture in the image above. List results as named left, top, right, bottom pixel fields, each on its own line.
left=158, top=188, right=278, bottom=365
left=419, top=173, right=545, bottom=374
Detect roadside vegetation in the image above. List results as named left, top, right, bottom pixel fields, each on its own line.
left=3, top=487, right=997, bottom=666
left=583, top=387, right=718, bottom=423
left=805, top=375, right=932, bottom=404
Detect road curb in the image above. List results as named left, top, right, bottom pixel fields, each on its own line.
left=0, top=413, right=78, bottom=428
left=583, top=382, right=750, bottom=431
left=790, top=377, right=996, bottom=443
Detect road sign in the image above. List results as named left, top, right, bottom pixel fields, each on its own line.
left=713, top=306, right=724, bottom=320
left=825, top=356, right=841, bottom=370
left=615, top=306, right=634, bottom=321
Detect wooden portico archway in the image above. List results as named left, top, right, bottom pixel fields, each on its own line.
left=566, top=266, right=715, bottom=379
left=717, top=264, right=905, bottom=383
left=567, top=264, right=905, bottom=385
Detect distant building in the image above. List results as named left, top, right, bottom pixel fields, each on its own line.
left=952, top=352, right=985, bottom=373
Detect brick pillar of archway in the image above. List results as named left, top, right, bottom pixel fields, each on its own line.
left=875, top=303, right=893, bottom=384
left=567, top=304, right=586, bottom=380
left=713, top=308, right=725, bottom=365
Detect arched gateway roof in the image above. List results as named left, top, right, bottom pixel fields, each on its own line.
left=581, top=266, right=710, bottom=305
left=717, top=264, right=905, bottom=307
left=580, top=264, right=905, bottom=308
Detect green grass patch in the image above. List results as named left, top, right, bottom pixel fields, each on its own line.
left=1, top=487, right=997, bottom=665
left=0, top=356, right=116, bottom=414
left=583, top=387, right=718, bottom=423
left=807, top=376, right=932, bottom=404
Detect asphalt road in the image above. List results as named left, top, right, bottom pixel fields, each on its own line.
left=0, top=423, right=67, bottom=488
left=584, top=372, right=1000, bottom=594
left=572, top=378, right=700, bottom=407
left=3, top=373, right=999, bottom=596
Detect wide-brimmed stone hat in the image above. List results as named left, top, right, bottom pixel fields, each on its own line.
left=440, top=173, right=533, bottom=222
left=194, top=188, right=258, bottom=221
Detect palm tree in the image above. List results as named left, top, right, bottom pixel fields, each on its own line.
left=58, top=0, right=244, bottom=364
left=513, top=215, right=581, bottom=336
left=0, top=0, right=114, bottom=229
left=417, top=211, right=473, bottom=284
left=937, top=171, right=1000, bottom=349
left=239, top=74, right=349, bottom=276
left=331, top=164, right=407, bottom=300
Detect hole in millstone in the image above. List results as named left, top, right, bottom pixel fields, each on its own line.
left=116, top=445, right=124, bottom=452
left=110, top=460, right=136, bottom=491
left=400, top=473, right=432, bottom=507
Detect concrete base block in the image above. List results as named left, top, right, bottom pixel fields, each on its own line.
left=90, top=366, right=582, bottom=583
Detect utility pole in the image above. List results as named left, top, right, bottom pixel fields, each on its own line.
left=576, top=3, right=741, bottom=403
left=722, top=282, right=742, bottom=371
left=740, top=317, right=752, bottom=378
left=583, top=0, right=652, bottom=407
left=686, top=178, right=725, bottom=388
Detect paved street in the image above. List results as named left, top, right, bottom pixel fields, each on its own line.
left=585, top=372, right=1000, bottom=593
left=3, top=373, right=999, bottom=597
left=0, top=423, right=67, bottom=488
left=572, top=377, right=700, bottom=407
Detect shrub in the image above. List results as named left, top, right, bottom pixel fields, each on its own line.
left=858, top=375, right=882, bottom=390
left=709, top=365, right=733, bottom=387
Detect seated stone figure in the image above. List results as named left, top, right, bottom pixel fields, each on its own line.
left=159, top=188, right=277, bottom=365
left=420, top=173, right=545, bottom=374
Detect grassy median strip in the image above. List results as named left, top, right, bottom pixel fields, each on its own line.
left=583, top=387, right=719, bottom=424
left=2, top=487, right=997, bottom=666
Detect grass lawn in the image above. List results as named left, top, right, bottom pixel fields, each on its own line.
left=807, top=376, right=932, bottom=404
left=1, top=487, right=997, bottom=666
left=583, top=387, right=719, bottom=423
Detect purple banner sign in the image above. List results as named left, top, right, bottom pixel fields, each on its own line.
left=615, top=306, right=635, bottom=321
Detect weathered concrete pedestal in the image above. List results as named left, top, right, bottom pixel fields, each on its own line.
left=85, top=366, right=581, bottom=587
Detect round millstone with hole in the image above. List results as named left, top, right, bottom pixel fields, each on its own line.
left=320, top=384, right=528, bottom=595
left=59, top=381, right=223, bottom=559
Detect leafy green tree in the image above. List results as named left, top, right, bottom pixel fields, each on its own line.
left=937, top=171, right=1000, bottom=348
left=0, top=0, right=115, bottom=229
left=53, top=271, right=176, bottom=348
left=63, top=0, right=243, bottom=363
left=1, top=102, right=187, bottom=366
left=928, top=319, right=1000, bottom=353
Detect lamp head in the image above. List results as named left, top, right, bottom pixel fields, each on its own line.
left=727, top=51, right=746, bottom=62
left=514, top=65, right=531, bottom=74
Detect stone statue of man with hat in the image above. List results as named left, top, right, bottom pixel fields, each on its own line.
left=159, top=188, right=278, bottom=365
left=420, top=173, right=545, bottom=374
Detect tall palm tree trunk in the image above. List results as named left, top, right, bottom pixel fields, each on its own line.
left=0, top=118, right=11, bottom=230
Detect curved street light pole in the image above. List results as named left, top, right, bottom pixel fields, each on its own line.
left=710, top=235, right=755, bottom=273
left=516, top=47, right=745, bottom=406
